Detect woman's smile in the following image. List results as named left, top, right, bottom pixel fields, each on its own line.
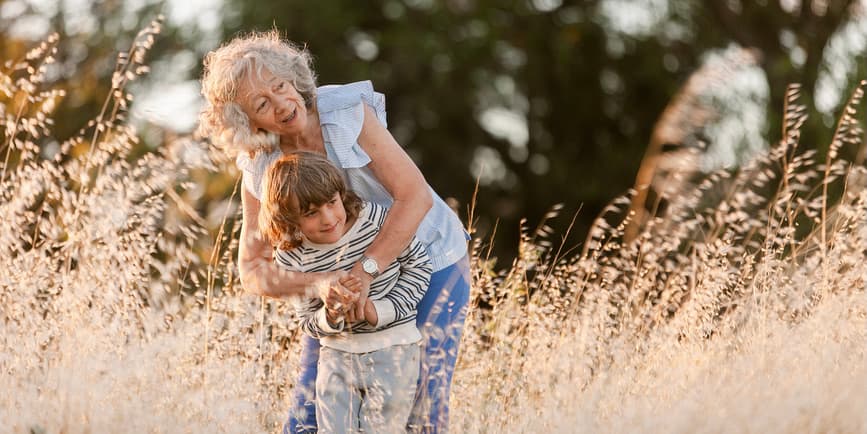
left=238, top=67, right=309, bottom=137
left=281, top=108, right=297, bottom=124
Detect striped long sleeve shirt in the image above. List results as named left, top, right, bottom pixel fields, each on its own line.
left=275, top=202, right=432, bottom=354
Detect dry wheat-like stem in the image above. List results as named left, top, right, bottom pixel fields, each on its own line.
left=2, top=25, right=866, bottom=434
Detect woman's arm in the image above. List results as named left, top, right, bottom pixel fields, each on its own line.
left=346, top=104, right=433, bottom=318
left=357, top=104, right=432, bottom=265
left=239, top=186, right=337, bottom=299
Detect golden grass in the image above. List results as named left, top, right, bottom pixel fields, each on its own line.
left=1, top=27, right=865, bottom=433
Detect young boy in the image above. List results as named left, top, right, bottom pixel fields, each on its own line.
left=258, top=152, right=431, bottom=434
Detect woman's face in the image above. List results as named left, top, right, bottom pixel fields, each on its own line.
left=237, top=66, right=309, bottom=137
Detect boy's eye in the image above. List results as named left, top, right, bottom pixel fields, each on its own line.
left=329, top=198, right=338, bottom=204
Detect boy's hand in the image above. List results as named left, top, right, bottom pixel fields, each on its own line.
left=363, top=299, right=378, bottom=326
left=321, top=280, right=358, bottom=315
left=324, top=305, right=344, bottom=328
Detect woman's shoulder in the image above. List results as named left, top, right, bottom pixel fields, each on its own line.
left=316, top=81, right=386, bottom=127
left=236, top=147, right=282, bottom=173
left=316, top=82, right=387, bottom=169
left=235, top=147, right=283, bottom=200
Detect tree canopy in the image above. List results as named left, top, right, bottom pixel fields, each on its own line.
left=2, top=0, right=866, bottom=265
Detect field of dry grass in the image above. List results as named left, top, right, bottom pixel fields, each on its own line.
left=1, top=24, right=865, bottom=433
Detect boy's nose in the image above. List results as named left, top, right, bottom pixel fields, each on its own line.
left=320, top=209, right=336, bottom=224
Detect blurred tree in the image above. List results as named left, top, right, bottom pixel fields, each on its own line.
left=220, top=1, right=685, bottom=263
left=3, top=0, right=866, bottom=267
left=0, top=1, right=179, bottom=143
left=220, top=0, right=867, bottom=263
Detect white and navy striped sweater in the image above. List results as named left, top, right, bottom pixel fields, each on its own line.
left=276, top=202, right=432, bottom=354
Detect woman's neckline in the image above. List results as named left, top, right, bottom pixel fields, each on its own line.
left=278, top=107, right=325, bottom=155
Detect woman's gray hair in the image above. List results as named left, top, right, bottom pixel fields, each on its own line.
left=197, top=30, right=317, bottom=155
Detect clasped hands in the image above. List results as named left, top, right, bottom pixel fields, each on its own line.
left=321, top=270, right=378, bottom=327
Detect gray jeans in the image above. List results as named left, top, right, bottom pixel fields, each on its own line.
left=316, top=343, right=420, bottom=434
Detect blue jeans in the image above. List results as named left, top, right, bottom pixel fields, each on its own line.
left=284, top=255, right=471, bottom=434
left=316, top=344, right=419, bottom=433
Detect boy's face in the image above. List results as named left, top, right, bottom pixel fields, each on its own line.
left=298, top=192, right=348, bottom=245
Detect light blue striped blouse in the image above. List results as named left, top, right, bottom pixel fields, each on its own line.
left=236, top=81, right=468, bottom=271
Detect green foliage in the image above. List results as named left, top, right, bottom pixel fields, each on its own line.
left=213, top=0, right=867, bottom=262
left=2, top=0, right=866, bottom=265
left=1, top=27, right=866, bottom=432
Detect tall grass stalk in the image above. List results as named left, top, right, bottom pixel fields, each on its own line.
left=1, top=30, right=865, bottom=433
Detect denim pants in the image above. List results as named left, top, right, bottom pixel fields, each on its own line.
left=285, top=255, right=471, bottom=434
left=316, top=344, right=419, bottom=434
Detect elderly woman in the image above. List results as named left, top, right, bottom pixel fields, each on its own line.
left=197, top=31, right=470, bottom=434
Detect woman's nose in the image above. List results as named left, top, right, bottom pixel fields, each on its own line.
left=273, top=100, right=287, bottom=115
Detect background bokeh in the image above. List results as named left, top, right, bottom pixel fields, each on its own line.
left=2, top=4, right=866, bottom=433
left=2, top=0, right=866, bottom=265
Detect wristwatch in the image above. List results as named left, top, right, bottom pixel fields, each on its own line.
left=360, top=255, right=381, bottom=278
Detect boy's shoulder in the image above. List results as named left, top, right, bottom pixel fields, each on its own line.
left=358, top=201, right=388, bottom=227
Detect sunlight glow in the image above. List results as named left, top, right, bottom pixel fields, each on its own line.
left=816, top=4, right=867, bottom=114
left=699, top=46, right=769, bottom=170
left=596, top=0, right=670, bottom=38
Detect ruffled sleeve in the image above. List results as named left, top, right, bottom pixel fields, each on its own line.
left=235, top=148, right=282, bottom=201
left=317, top=81, right=387, bottom=169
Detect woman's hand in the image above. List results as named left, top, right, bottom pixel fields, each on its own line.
left=337, top=273, right=377, bottom=326
left=338, top=272, right=364, bottom=294
left=344, top=263, right=374, bottom=322
left=320, top=272, right=358, bottom=305
left=337, top=272, right=363, bottom=323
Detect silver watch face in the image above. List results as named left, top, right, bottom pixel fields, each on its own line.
left=362, top=257, right=378, bottom=274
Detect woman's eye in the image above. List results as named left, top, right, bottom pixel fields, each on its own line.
left=257, top=100, right=267, bottom=112
left=276, top=82, right=285, bottom=90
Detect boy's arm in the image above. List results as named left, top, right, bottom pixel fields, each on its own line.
left=294, top=297, right=345, bottom=338
left=369, top=237, right=432, bottom=328
left=279, top=250, right=353, bottom=336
